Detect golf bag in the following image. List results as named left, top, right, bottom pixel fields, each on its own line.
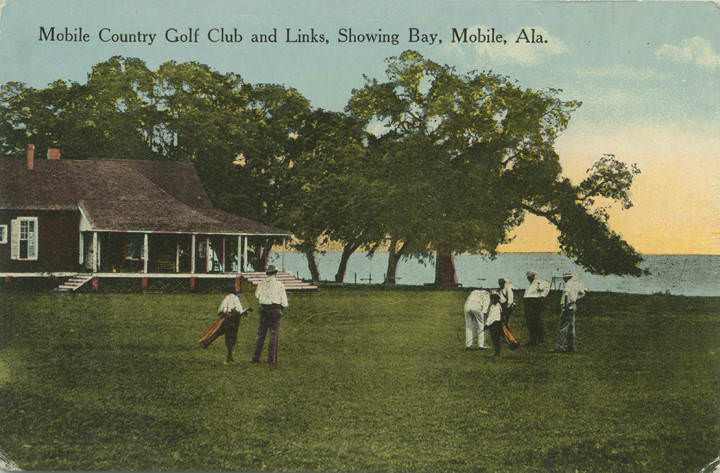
left=199, top=309, right=250, bottom=348
left=502, top=324, right=520, bottom=350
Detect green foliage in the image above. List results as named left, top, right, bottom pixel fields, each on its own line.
left=0, top=290, right=717, bottom=472
left=279, top=109, right=383, bottom=280
left=0, top=53, right=645, bottom=279
left=510, top=149, right=646, bottom=276
left=348, top=50, right=642, bottom=281
left=0, top=57, right=311, bottom=270
left=554, top=188, right=646, bottom=276
left=578, top=154, right=642, bottom=212
left=0, top=57, right=162, bottom=159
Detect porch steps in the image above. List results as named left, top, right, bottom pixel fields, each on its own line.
left=54, top=273, right=93, bottom=293
left=243, top=271, right=318, bottom=291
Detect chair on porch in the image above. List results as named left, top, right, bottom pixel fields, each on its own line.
left=154, top=259, right=176, bottom=273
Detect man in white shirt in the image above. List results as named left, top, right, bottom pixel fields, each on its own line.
left=557, top=272, right=587, bottom=353
left=523, top=271, right=551, bottom=346
left=252, top=265, right=289, bottom=369
left=464, top=289, right=491, bottom=350
left=485, top=292, right=504, bottom=357
left=199, top=283, right=250, bottom=364
left=498, top=278, right=516, bottom=327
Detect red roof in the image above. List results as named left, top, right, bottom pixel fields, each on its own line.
left=0, top=157, right=287, bottom=235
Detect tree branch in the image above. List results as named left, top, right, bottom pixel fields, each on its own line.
left=521, top=203, right=560, bottom=226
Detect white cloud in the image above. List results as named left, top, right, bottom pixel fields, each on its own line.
left=443, top=26, right=569, bottom=66
left=573, top=65, right=660, bottom=80
left=582, top=88, right=641, bottom=108
left=656, top=36, right=720, bottom=70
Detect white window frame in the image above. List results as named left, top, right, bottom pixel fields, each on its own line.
left=11, top=217, right=39, bottom=261
left=0, top=224, right=7, bottom=244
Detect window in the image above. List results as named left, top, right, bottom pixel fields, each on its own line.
left=0, top=225, right=7, bottom=244
left=11, top=217, right=38, bottom=261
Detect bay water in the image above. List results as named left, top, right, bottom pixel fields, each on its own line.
left=267, top=252, right=719, bottom=297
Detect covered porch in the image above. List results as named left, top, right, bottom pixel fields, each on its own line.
left=78, top=230, right=283, bottom=275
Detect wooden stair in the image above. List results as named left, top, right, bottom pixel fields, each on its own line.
left=53, top=273, right=93, bottom=293
left=243, top=271, right=318, bottom=291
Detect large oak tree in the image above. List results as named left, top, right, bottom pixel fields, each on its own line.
left=347, top=50, right=644, bottom=284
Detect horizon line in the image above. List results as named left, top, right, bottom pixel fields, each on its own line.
left=274, top=250, right=720, bottom=257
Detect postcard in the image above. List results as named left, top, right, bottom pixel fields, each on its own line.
left=0, top=1, right=718, bottom=472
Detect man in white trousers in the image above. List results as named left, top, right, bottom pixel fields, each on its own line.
left=464, top=289, right=491, bottom=350
left=557, top=272, right=587, bottom=353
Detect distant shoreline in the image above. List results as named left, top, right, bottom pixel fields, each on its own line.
left=267, top=252, right=720, bottom=297
left=276, top=250, right=720, bottom=257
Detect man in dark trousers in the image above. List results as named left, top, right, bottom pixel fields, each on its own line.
left=199, top=283, right=251, bottom=364
left=498, top=278, right=516, bottom=327
left=523, top=271, right=550, bottom=346
left=252, top=265, right=289, bottom=369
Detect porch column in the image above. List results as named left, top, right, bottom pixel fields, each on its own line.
left=222, top=238, right=226, bottom=272
left=237, top=235, right=242, bottom=274
left=206, top=237, right=211, bottom=272
left=191, top=234, right=196, bottom=273
left=143, top=233, right=149, bottom=273
left=79, top=232, right=84, bottom=265
left=92, top=232, right=98, bottom=273
left=175, top=238, right=180, bottom=273
left=243, top=236, right=248, bottom=272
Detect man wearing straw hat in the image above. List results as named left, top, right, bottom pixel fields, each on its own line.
left=523, top=270, right=550, bottom=346
left=252, top=265, right=288, bottom=369
left=557, top=272, right=587, bottom=353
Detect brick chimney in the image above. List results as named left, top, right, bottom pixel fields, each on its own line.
left=47, top=148, right=61, bottom=160
left=26, top=144, right=35, bottom=170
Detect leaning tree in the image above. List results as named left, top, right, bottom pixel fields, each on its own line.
left=347, top=50, right=644, bottom=285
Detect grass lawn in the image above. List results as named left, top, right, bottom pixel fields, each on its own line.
left=0, top=287, right=718, bottom=472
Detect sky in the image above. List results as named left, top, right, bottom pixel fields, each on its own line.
left=0, top=0, right=718, bottom=254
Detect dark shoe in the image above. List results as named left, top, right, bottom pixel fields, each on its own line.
left=269, top=362, right=278, bottom=370
left=250, top=359, right=260, bottom=364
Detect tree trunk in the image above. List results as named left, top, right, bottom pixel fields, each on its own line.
left=260, top=242, right=272, bottom=270
left=334, top=243, right=359, bottom=282
left=305, top=249, right=321, bottom=282
left=434, top=247, right=459, bottom=287
left=251, top=241, right=273, bottom=271
left=384, top=238, right=405, bottom=285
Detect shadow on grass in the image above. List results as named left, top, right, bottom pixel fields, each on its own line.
left=0, top=388, right=201, bottom=470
